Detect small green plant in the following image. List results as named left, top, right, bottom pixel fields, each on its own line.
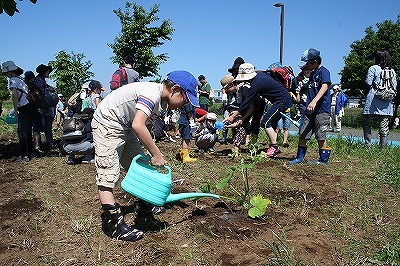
left=216, top=158, right=271, bottom=218
left=375, top=240, right=400, bottom=265
left=259, top=228, right=307, bottom=266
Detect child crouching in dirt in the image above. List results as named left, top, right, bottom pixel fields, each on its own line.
left=194, top=112, right=218, bottom=153
left=92, top=71, right=199, bottom=242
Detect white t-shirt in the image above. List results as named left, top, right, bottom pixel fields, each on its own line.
left=88, top=93, right=100, bottom=110
left=8, top=77, right=29, bottom=108
left=93, top=82, right=164, bottom=130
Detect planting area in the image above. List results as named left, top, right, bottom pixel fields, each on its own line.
left=0, top=129, right=399, bottom=265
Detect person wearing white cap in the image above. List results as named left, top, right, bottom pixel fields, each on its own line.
left=194, top=112, right=218, bottom=153
left=1, top=61, right=34, bottom=162
left=91, top=70, right=199, bottom=242
left=225, top=63, right=293, bottom=158
left=329, top=84, right=347, bottom=133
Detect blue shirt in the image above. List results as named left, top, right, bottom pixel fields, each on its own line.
left=178, top=103, right=195, bottom=125
left=306, top=66, right=331, bottom=115
left=238, top=71, right=292, bottom=115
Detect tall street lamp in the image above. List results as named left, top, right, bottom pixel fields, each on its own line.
left=273, top=2, right=284, bottom=65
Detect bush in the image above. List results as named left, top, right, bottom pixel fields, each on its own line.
left=208, top=103, right=223, bottom=118
left=342, top=108, right=363, bottom=128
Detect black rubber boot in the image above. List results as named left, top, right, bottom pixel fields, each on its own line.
left=134, top=199, right=166, bottom=216
left=101, top=203, right=143, bottom=241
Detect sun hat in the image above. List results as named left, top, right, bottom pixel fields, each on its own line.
left=300, top=48, right=320, bottom=62
left=234, top=63, right=257, bottom=81
left=167, top=70, right=199, bottom=107
left=228, top=57, right=245, bottom=73
left=36, top=64, right=53, bottom=75
left=220, top=75, right=234, bottom=89
left=2, top=61, right=23, bottom=76
left=206, top=112, right=217, bottom=121
left=58, top=93, right=63, bottom=97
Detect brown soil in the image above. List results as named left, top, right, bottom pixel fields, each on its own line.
left=0, top=131, right=397, bottom=265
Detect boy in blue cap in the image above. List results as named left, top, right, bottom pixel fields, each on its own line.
left=92, top=70, right=199, bottom=241
left=289, top=48, right=332, bottom=165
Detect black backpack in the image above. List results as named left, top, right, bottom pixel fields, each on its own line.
left=17, top=77, right=45, bottom=107
left=61, top=115, right=86, bottom=140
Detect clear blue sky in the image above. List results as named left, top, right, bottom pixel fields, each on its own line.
left=1, top=0, right=399, bottom=92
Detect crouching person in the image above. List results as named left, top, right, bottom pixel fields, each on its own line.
left=62, top=112, right=95, bottom=164
left=91, top=71, right=199, bottom=241
left=194, top=112, right=218, bottom=153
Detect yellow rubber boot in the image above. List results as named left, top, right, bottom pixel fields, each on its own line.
left=179, top=148, right=197, bottom=163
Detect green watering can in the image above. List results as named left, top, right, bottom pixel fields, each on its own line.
left=121, top=154, right=220, bottom=207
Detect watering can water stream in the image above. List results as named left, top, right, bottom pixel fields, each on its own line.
left=121, top=154, right=220, bottom=206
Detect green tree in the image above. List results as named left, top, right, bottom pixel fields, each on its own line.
left=0, top=75, right=10, bottom=102
left=49, top=50, right=94, bottom=98
left=109, top=1, right=174, bottom=80
left=340, top=16, right=400, bottom=99
left=0, top=0, right=37, bottom=16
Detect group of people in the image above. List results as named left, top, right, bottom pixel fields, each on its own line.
left=2, top=61, right=57, bottom=162
left=1, top=48, right=397, bottom=242
left=0, top=59, right=108, bottom=164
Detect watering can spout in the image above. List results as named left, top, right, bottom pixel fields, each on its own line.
left=166, top=192, right=220, bottom=203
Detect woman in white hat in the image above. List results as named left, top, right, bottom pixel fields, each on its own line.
left=2, top=61, right=34, bottom=162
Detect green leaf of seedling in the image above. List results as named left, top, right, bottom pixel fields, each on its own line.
left=216, top=176, right=231, bottom=189
left=248, top=195, right=271, bottom=218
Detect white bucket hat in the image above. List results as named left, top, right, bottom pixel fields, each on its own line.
left=234, top=63, right=257, bottom=81
left=2, top=61, right=23, bottom=75
left=206, top=112, right=217, bottom=121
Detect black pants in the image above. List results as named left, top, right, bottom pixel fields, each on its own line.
left=17, top=104, right=34, bottom=158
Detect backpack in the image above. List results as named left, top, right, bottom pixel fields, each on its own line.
left=61, top=115, right=86, bottom=140
left=43, top=87, right=59, bottom=107
left=375, top=67, right=397, bottom=101
left=110, top=67, right=127, bottom=90
left=268, top=65, right=296, bottom=91
left=22, top=79, right=46, bottom=107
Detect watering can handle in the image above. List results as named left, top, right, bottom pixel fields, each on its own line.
left=133, top=154, right=172, bottom=174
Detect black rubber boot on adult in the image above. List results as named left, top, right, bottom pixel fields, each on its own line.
left=379, top=136, right=388, bottom=149
left=101, top=203, right=143, bottom=242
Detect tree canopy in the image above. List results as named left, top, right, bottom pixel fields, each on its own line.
left=340, top=15, right=400, bottom=98
left=49, top=50, right=94, bottom=98
left=0, top=0, right=36, bottom=16
left=108, top=1, right=174, bottom=80
left=0, top=75, right=10, bottom=103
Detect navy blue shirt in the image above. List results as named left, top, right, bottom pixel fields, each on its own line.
left=238, top=71, right=292, bottom=115
left=306, top=66, right=331, bottom=115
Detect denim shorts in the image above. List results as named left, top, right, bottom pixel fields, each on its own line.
left=277, top=112, right=291, bottom=130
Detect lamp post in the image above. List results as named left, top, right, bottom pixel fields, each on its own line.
left=273, top=2, right=284, bottom=65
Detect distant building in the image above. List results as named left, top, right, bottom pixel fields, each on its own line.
left=213, top=89, right=223, bottom=103
left=346, top=97, right=362, bottom=108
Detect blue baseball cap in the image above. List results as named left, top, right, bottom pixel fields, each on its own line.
left=300, top=48, right=320, bottom=62
left=167, top=70, right=199, bottom=107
